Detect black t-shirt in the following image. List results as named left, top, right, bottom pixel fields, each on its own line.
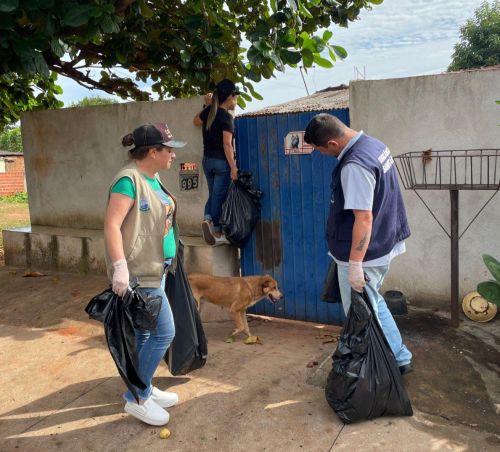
left=199, top=106, right=234, bottom=160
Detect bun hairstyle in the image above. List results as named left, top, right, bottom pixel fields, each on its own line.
left=122, top=132, right=154, bottom=160
left=122, top=133, right=135, bottom=147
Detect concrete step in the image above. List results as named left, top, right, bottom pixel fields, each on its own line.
left=2, top=226, right=238, bottom=322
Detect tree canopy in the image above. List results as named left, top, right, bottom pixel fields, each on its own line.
left=0, top=0, right=383, bottom=130
left=69, top=95, right=117, bottom=107
left=0, top=126, right=22, bottom=152
left=448, top=1, right=500, bottom=72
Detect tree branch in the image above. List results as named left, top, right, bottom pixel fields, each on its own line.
left=50, top=59, right=149, bottom=100
left=115, top=0, right=137, bottom=16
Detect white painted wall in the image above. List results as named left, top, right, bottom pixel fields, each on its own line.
left=350, top=67, right=500, bottom=306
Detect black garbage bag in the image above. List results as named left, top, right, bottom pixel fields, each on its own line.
left=85, top=280, right=163, bottom=331
left=164, top=244, right=208, bottom=375
left=85, top=287, right=146, bottom=402
left=220, top=171, right=263, bottom=247
left=85, top=282, right=162, bottom=402
left=325, top=289, right=413, bottom=423
left=321, top=259, right=342, bottom=303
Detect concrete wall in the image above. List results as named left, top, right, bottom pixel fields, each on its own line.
left=0, top=155, right=25, bottom=195
left=21, top=97, right=208, bottom=236
left=349, top=67, right=500, bottom=306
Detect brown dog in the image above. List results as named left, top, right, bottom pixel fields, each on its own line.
left=188, top=273, right=283, bottom=338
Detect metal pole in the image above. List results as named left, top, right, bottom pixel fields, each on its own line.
left=450, top=190, right=459, bottom=327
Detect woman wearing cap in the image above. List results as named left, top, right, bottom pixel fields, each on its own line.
left=193, top=78, right=240, bottom=245
left=104, top=122, right=186, bottom=426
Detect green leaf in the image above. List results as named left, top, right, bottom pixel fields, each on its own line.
left=237, top=96, right=246, bottom=108
left=61, top=6, right=97, bottom=27
left=477, top=281, right=500, bottom=306
left=0, top=0, right=18, bottom=13
left=331, top=45, right=347, bottom=59
left=203, top=41, right=212, bottom=53
left=301, top=48, right=313, bottom=67
left=100, top=15, right=120, bottom=34
left=299, top=2, right=313, bottom=19
left=247, top=46, right=265, bottom=66
left=12, top=39, right=32, bottom=58
left=246, top=83, right=263, bottom=100
left=313, top=53, right=333, bottom=68
left=483, top=254, right=500, bottom=283
left=184, top=14, right=203, bottom=31
left=370, top=0, right=384, bottom=4
left=32, top=52, right=49, bottom=76
left=50, top=38, right=65, bottom=58
left=180, top=50, right=190, bottom=63
left=270, top=0, right=277, bottom=13
left=281, top=49, right=302, bottom=64
left=328, top=47, right=336, bottom=62
left=139, top=0, right=154, bottom=18
left=240, top=91, right=251, bottom=101
left=323, top=30, right=333, bottom=42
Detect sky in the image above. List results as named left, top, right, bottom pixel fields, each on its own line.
left=57, top=0, right=486, bottom=112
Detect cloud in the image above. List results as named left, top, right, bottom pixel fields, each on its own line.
left=244, top=0, right=486, bottom=112
left=57, top=0, right=486, bottom=112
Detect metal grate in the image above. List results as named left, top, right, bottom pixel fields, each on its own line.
left=393, top=148, right=500, bottom=327
left=394, top=149, right=500, bottom=191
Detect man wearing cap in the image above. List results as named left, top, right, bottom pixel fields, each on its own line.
left=193, top=78, right=241, bottom=245
left=104, top=122, right=186, bottom=426
left=304, top=114, right=413, bottom=375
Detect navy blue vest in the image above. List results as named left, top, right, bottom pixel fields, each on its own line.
left=326, top=133, right=411, bottom=262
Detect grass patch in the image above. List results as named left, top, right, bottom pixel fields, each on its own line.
left=0, top=192, right=28, bottom=203
left=0, top=199, right=30, bottom=251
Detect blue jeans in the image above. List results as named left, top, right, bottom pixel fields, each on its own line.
left=124, top=275, right=175, bottom=402
left=202, top=156, right=231, bottom=232
left=337, top=264, right=412, bottom=367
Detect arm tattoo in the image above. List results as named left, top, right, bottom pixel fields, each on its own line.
left=355, top=233, right=368, bottom=251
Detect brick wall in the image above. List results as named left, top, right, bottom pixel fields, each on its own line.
left=0, top=155, right=25, bottom=196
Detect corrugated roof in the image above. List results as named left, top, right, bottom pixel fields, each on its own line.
left=239, top=85, right=349, bottom=117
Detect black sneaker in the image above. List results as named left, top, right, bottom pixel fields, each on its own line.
left=201, top=220, right=215, bottom=245
left=399, top=363, right=413, bottom=375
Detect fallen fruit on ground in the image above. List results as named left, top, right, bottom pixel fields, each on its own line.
left=159, top=428, right=171, bottom=439
left=225, top=336, right=234, bottom=343
left=244, top=335, right=262, bottom=345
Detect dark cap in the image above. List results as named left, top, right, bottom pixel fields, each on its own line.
left=131, top=122, right=186, bottom=149
left=215, top=78, right=241, bottom=103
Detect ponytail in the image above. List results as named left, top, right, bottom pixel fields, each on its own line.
left=205, top=90, right=219, bottom=132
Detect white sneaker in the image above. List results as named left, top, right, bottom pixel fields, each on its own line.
left=151, top=386, right=179, bottom=408
left=124, top=398, right=169, bottom=426
left=214, top=234, right=230, bottom=245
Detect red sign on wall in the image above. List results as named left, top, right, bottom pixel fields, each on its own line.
left=284, top=131, right=314, bottom=155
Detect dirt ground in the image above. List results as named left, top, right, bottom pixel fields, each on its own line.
left=0, top=265, right=499, bottom=452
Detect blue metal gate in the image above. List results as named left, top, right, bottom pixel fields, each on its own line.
left=235, top=108, right=349, bottom=325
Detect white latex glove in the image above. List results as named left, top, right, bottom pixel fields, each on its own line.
left=348, top=260, right=366, bottom=293
left=112, top=259, right=129, bottom=297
